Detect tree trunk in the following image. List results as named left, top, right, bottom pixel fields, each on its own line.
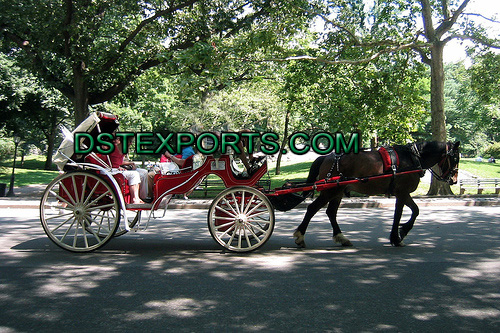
left=427, top=41, right=453, bottom=195
left=44, top=131, right=56, bottom=170
left=275, top=102, right=291, bottom=175
left=73, top=63, right=90, bottom=126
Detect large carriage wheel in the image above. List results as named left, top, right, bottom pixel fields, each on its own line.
left=40, top=171, right=120, bottom=252
left=208, top=186, right=275, bottom=252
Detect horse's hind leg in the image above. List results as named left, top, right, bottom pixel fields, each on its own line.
left=326, top=196, right=353, bottom=246
left=399, top=196, right=419, bottom=241
left=294, top=193, right=331, bottom=247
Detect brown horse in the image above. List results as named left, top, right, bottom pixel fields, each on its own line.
left=293, top=141, right=460, bottom=247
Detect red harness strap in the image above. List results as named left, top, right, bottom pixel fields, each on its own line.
left=378, top=147, right=399, bottom=173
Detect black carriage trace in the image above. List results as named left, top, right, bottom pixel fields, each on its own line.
left=74, top=131, right=360, bottom=156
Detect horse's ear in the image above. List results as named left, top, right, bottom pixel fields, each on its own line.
left=454, top=141, right=460, bottom=148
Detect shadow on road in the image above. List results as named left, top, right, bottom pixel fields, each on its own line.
left=1, top=206, right=499, bottom=332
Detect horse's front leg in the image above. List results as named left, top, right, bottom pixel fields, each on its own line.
left=390, top=196, right=406, bottom=246
left=399, top=196, right=419, bottom=241
left=326, top=196, right=352, bottom=246
left=294, top=193, right=331, bottom=248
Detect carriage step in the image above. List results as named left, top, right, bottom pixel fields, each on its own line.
left=126, top=203, right=153, bottom=210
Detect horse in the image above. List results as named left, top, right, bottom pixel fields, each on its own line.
left=293, top=141, right=460, bottom=247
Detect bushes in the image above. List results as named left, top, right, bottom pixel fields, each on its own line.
left=483, top=142, right=500, bottom=159
left=0, top=138, right=14, bottom=161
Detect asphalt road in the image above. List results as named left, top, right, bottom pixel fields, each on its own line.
left=1, top=205, right=499, bottom=332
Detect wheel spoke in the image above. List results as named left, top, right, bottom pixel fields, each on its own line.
left=71, top=175, right=80, bottom=203
left=89, top=203, right=116, bottom=211
left=219, top=224, right=236, bottom=239
left=214, top=205, right=236, bottom=218
left=84, top=216, right=102, bottom=242
left=83, top=180, right=100, bottom=206
left=214, top=221, right=235, bottom=231
left=87, top=190, right=112, bottom=208
left=59, top=181, right=76, bottom=205
left=80, top=175, right=88, bottom=204
left=48, top=190, right=75, bottom=209
left=246, top=200, right=265, bottom=216
left=231, top=192, right=241, bottom=215
left=242, top=193, right=256, bottom=214
left=51, top=215, right=75, bottom=233
left=222, top=197, right=239, bottom=217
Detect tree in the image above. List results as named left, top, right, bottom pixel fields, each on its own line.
left=0, top=54, right=71, bottom=169
left=0, top=0, right=314, bottom=126
left=261, top=0, right=500, bottom=194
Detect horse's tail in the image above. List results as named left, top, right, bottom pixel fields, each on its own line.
left=302, top=155, right=326, bottom=198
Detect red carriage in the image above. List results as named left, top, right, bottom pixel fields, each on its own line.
left=40, top=112, right=274, bottom=252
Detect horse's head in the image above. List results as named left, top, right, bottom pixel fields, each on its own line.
left=439, top=141, right=460, bottom=185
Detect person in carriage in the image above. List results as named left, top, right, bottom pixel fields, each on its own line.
left=161, top=135, right=196, bottom=169
left=88, top=135, right=151, bottom=204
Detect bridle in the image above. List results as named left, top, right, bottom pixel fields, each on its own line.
left=427, top=142, right=460, bottom=185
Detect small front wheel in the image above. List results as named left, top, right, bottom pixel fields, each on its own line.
left=40, top=171, right=120, bottom=252
left=208, top=186, right=275, bottom=252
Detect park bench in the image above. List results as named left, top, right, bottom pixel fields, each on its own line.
left=459, top=178, right=500, bottom=195
left=194, top=177, right=271, bottom=197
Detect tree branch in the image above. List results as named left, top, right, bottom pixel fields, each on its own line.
left=94, top=0, right=199, bottom=74
left=89, top=57, right=162, bottom=105
left=233, top=42, right=431, bottom=66
left=443, top=34, right=500, bottom=49
left=435, top=0, right=471, bottom=39
left=462, top=12, right=500, bottom=24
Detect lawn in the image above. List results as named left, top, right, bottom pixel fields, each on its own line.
left=0, top=155, right=59, bottom=187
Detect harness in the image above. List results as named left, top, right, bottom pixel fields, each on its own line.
left=326, top=152, right=344, bottom=179
left=378, top=147, right=399, bottom=175
left=378, top=146, right=400, bottom=196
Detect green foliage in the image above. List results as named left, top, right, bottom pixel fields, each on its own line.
left=470, top=52, right=500, bottom=105
left=445, top=61, right=499, bottom=156
left=0, top=0, right=317, bottom=124
left=483, top=143, right=500, bottom=159
left=0, top=137, right=14, bottom=161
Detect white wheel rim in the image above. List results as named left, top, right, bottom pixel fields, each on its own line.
left=208, top=187, right=274, bottom=252
left=40, top=171, right=120, bottom=252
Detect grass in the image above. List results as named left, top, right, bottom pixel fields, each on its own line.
left=0, top=155, right=59, bottom=188
left=1, top=154, right=498, bottom=196
left=458, top=158, right=500, bottom=178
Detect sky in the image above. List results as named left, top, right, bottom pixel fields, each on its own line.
left=444, top=0, right=500, bottom=63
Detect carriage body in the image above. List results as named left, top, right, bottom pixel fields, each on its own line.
left=40, top=112, right=275, bottom=253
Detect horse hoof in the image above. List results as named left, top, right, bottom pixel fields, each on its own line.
left=293, top=230, right=306, bottom=248
left=334, top=233, right=353, bottom=247
left=399, top=228, right=408, bottom=241
left=391, top=241, right=405, bottom=247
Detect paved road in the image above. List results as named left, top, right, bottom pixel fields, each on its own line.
left=1, top=205, right=499, bottom=332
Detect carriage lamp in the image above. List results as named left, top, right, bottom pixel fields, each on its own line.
left=6, top=136, right=21, bottom=197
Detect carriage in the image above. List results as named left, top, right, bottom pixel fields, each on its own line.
left=40, top=112, right=460, bottom=252
left=40, top=112, right=275, bottom=253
